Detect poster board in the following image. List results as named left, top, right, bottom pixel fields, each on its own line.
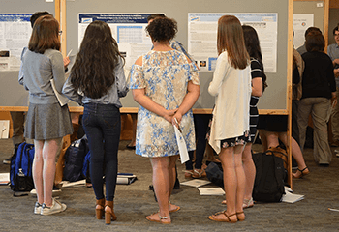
left=0, top=0, right=291, bottom=113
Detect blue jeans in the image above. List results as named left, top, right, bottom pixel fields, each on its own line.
left=82, top=103, right=121, bottom=201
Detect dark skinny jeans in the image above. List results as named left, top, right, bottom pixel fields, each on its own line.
left=82, top=103, right=121, bottom=201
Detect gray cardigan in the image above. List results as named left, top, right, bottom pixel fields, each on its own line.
left=22, top=49, right=65, bottom=104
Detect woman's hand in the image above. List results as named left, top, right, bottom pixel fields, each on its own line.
left=164, top=108, right=177, bottom=123
left=171, top=111, right=183, bottom=128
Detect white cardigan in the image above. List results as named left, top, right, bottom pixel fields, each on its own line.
left=208, top=51, right=252, bottom=154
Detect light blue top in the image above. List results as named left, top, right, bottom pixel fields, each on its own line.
left=62, top=56, right=128, bottom=108
left=327, top=43, right=339, bottom=87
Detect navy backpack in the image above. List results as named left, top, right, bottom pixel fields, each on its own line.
left=10, top=142, right=35, bottom=195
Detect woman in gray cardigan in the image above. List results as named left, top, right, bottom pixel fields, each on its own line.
left=22, top=14, right=73, bottom=216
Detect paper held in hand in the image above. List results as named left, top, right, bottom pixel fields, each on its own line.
left=173, top=119, right=189, bottom=163
left=50, top=79, right=70, bottom=106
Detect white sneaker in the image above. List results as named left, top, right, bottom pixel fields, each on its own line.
left=41, top=198, right=67, bottom=216
left=34, top=202, right=43, bottom=215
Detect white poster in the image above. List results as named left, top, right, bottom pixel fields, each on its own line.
left=293, top=14, right=314, bottom=49
left=0, top=14, right=32, bottom=71
left=188, top=13, right=278, bottom=72
left=78, top=14, right=152, bottom=72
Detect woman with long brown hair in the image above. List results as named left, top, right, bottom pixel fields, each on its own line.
left=23, top=14, right=73, bottom=215
left=63, top=20, right=128, bottom=224
left=208, top=15, right=251, bottom=222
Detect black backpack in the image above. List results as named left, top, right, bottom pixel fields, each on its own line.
left=252, top=148, right=287, bottom=202
left=205, top=161, right=224, bottom=188
left=10, top=142, right=35, bottom=195
left=63, top=135, right=89, bottom=182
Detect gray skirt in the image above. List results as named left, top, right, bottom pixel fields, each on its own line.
left=24, top=102, right=73, bottom=140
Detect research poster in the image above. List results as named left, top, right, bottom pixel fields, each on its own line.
left=0, top=14, right=32, bottom=71
left=188, top=13, right=278, bottom=72
left=78, top=14, right=152, bottom=72
left=293, top=14, right=314, bottom=49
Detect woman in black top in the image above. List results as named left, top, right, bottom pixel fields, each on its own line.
left=298, top=31, right=337, bottom=167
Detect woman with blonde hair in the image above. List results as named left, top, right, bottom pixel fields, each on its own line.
left=208, top=15, right=251, bottom=222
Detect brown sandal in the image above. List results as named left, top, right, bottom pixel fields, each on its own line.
left=236, top=211, right=245, bottom=221
left=208, top=211, right=237, bottom=222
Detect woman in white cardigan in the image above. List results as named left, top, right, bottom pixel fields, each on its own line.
left=208, top=15, right=252, bottom=223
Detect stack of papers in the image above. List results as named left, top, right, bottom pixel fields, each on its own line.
left=116, top=173, right=138, bottom=185
left=198, top=188, right=225, bottom=196
left=281, top=187, right=304, bottom=203
left=181, top=179, right=211, bottom=188
left=0, top=173, right=10, bottom=185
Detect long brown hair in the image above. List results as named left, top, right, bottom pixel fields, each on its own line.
left=70, top=20, right=124, bottom=99
left=217, top=15, right=249, bottom=69
left=28, top=14, right=60, bottom=54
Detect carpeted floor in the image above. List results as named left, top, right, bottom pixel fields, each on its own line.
left=0, top=138, right=338, bottom=232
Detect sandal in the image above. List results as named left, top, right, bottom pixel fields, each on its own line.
left=169, top=204, right=180, bottom=213
left=146, top=213, right=171, bottom=224
left=236, top=211, right=245, bottom=221
left=193, top=169, right=206, bottom=178
left=208, top=211, right=237, bottom=222
left=184, top=170, right=194, bottom=179
left=293, top=166, right=310, bottom=179
left=242, top=197, right=254, bottom=209
left=221, top=198, right=254, bottom=209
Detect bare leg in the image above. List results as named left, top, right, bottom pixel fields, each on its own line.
left=211, top=145, right=245, bottom=221
left=43, top=138, right=62, bottom=207
left=259, top=130, right=269, bottom=152
left=242, top=143, right=256, bottom=201
left=148, top=157, right=171, bottom=223
left=168, top=155, right=179, bottom=211
left=33, top=140, right=45, bottom=205
left=278, top=132, right=308, bottom=177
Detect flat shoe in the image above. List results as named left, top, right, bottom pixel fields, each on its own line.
left=146, top=213, right=171, bottom=224
left=236, top=211, right=245, bottom=221
left=193, top=169, right=206, bottom=178
left=169, top=206, right=180, bottom=213
left=242, top=197, right=254, bottom=209
left=184, top=170, right=194, bottom=179
left=208, top=211, right=237, bottom=223
left=293, top=166, right=310, bottom=179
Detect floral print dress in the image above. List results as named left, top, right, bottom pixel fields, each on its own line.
left=130, top=49, right=200, bottom=158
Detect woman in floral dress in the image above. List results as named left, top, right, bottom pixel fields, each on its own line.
left=130, top=17, right=200, bottom=224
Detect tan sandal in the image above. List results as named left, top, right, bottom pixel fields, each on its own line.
left=95, top=198, right=105, bottom=219
left=146, top=213, right=171, bottom=224
left=208, top=211, right=237, bottom=222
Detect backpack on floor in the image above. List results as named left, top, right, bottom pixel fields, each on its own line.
left=63, top=135, right=89, bottom=182
left=10, top=142, right=35, bottom=195
left=252, top=148, right=287, bottom=202
left=205, top=161, right=224, bottom=188
left=81, top=151, right=91, bottom=183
